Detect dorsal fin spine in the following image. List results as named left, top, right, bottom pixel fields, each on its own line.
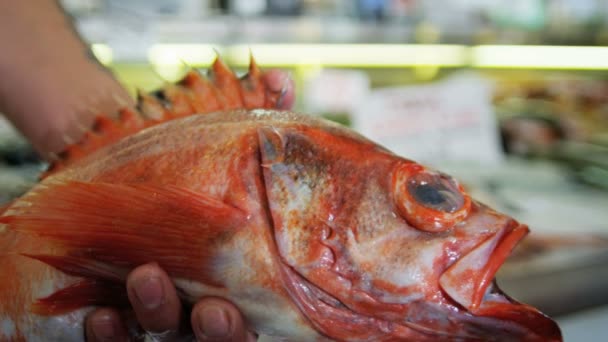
left=41, top=56, right=281, bottom=178
left=42, top=55, right=282, bottom=179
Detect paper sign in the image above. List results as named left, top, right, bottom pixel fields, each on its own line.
left=304, top=69, right=370, bottom=115
left=352, top=73, right=503, bottom=165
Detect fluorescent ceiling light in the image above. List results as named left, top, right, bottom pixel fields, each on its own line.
left=148, top=44, right=221, bottom=67
left=98, top=43, right=608, bottom=70
left=472, top=45, right=608, bottom=69
left=147, top=44, right=468, bottom=67
left=228, top=44, right=469, bottom=67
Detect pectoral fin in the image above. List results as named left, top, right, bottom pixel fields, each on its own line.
left=1, top=181, right=245, bottom=314
left=30, top=278, right=128, bottom=315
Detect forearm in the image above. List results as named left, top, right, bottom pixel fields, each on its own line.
left=0, top=0, right=132, bottom=158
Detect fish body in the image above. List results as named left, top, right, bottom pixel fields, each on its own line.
left=0, top=60, right=561, bottom=341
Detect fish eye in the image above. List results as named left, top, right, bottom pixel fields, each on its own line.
left=393, top=163, right=471, bottom=232
left=407, top=173, right=465, bottom=213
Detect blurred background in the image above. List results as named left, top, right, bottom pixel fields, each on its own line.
left=1, top=0, right=608, bottom=339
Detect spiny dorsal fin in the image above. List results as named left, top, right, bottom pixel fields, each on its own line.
left=42, top=55, right=284, bottom=179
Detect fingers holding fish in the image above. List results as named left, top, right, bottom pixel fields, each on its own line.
left=262, top=69, right=295, bottom=110
left=126, top=263, right=183, bottom=337
left=85, top=263, right=183, bottom=342
left=191, top=297, right=257, bottom=342
left=84, top=263, right=257, bottom=342
left=85, top=308, right=129, bottom=342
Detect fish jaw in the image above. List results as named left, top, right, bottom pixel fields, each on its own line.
left=438, top=221, right=563, bottom=341
left=439, top=221, right=529, bottom=313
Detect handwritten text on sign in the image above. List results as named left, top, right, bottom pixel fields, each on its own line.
left=352, top=73, right=503, bottom=165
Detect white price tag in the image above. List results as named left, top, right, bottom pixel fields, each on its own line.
left=353, top=73, right=503, bottom=165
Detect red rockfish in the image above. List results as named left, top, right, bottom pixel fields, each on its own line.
left=0, top=58, right=561, bottom=341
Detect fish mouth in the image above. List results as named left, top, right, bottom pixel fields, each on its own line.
left=439, top=221, right=529, bottom=313
left=279, top=221, right=562, bottom=340
left=438, top=221, right=562, bottom=340
left=425, top=221, right=562, bottom=340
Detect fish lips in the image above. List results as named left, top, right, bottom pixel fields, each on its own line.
left=438, top=222, right=562, bottom=341
left=439, top=221, right=528, bottom=313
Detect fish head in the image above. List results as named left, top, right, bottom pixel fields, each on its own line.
left=259, top=122, right=561, bottom=341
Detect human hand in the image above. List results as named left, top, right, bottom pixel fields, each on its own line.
left=262, top=68, right=296, bottom=110
left=85, top=263, right=257, bottom=342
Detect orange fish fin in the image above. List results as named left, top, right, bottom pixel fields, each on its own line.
left=178, top=70, right=223, bottom=112
left=44, top=56, right=282, bottom=178
left=3, top=181, right=245, bottom=287
left=23, top=254, right=126, bottom=282
left=209, top=57, right=244, bottom=109
left=137, top=90, right=168, bottom=120
left=41, top=108, right=145, bottom=178
left=30, top=278, right=128, bottom=316
left=162, top=84, right=196, bottom=118
left=0, top=201, right=11, bottom=215
left=239, top=54, right=266, bottom=108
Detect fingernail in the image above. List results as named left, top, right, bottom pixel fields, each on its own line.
left=92, top=314, right=116, bottom=342
left=267, top=71, right=290, bottom=92
left=276, top=73, right=291, bottom=109
left=134, top=276, right=164, bottom=310
left=276, top=85, right=288, bottom=109
left=197, top=305, right=231, bottom=339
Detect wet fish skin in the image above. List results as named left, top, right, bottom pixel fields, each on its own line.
left=0, top=58, right=561, bottom=342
